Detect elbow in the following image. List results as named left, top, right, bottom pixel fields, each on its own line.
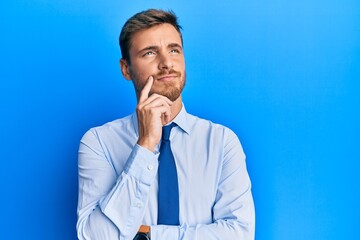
left=76, top=218, right=89, bottom=240
left=77, top=207, right=122, bottom=240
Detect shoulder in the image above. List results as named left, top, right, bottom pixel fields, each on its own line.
left=186, top=112, right=237, bottom=138
left=81, top=114, right=134, bottom=142
left=185, top=112, right=245, bottom=159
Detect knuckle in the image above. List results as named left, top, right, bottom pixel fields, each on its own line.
left=148, top=107, right=156, bottom=113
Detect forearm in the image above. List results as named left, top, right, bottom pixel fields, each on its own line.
left=77, top=171, right=154, bottom=240
left=77, top=130, right=159, bottom=240
left=150, top=177, right=255, bottom=240
left=150, top=218, right=254, bottom=240
left=150, top=188, right=255, bottom=240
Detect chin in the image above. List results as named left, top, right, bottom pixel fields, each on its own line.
left=149, top=89, right=181, bottom=102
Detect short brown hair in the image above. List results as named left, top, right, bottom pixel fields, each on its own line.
left=119, top=9, right=183, bottom=63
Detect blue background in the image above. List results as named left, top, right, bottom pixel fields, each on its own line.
left=1, top=0, right=359, bottom=239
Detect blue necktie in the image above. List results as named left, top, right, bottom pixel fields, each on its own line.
left=157, top=123, right=180, bottom=225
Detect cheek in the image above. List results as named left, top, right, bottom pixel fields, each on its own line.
left=129, top=63, right=155, bottom=90
left=175, top=57, right=186, bottom=71
left=131, top=61, right=156, bottom=78
left=129, top=64, right=146, bottom=80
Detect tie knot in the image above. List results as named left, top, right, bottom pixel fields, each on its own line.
left=162, top=123, right=176, bottom=141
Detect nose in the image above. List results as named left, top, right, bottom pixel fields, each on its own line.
left=158, top=53, right=173, bottom=70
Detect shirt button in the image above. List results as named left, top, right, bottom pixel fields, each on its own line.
left=147, top=164, right=153, bottom=171
left=136, top=202, right=142, bottom=208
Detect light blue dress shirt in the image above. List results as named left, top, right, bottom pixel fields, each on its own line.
left=77, top=105, right=255, bottom=240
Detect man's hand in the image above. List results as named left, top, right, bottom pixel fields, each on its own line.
left=136, top=76, right=173, bottom=152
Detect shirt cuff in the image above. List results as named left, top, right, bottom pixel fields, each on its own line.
left=124, top=144, right=159, bottom=186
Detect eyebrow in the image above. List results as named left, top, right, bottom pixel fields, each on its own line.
left=168, top=43, right=182, bottom=49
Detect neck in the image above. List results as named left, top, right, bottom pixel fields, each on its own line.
left=167, top=96, right=183, bottom=123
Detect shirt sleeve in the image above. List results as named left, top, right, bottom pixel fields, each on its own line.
left=150, top=128, right=255, bottom=239
left=76, top=129, right=159, bottom=240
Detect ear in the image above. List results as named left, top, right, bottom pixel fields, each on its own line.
left=120, top=58, right=131, bottom=80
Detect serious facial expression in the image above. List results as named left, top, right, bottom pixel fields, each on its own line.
left=121, top=23, right=186, bottom=101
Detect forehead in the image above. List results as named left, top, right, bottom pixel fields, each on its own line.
left=130, top=23, right=182, bottom=52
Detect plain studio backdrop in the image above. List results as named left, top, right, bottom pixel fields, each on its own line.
left=1, top=0, right=359, bottom=239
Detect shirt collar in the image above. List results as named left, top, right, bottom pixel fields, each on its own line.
left=172, top=104, right=190, bottom=135
left=131, top=103, right=190, bottom=137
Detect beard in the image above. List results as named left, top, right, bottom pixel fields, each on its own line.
left=131, top=69, right=186, bottom=102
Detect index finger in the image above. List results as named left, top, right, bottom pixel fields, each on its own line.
left=139, top=76, right=154, bottom=103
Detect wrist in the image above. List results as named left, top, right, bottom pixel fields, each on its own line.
left=137, top=138, right=157, bottom=152
left=133, top=225, right=150, bottom=240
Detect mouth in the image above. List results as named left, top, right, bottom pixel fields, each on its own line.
left=156, top=74, right=178, bottom=82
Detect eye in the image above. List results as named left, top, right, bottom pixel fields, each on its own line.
left=170, top=48, right=181, bottom=54
left=142, top=51, right=156, bottom=57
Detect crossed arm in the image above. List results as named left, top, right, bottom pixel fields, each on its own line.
left=76, top=77, right=255, bottom=239
left=76, top=132, right=255, bottom=240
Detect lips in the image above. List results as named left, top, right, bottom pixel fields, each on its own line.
left=157, top=74, right=178, bottom=82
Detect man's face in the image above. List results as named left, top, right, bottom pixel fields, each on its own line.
left=121, top=23, right=186, bottom=101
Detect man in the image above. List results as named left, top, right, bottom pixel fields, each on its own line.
left=77, top=9, right=255, bottom=240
